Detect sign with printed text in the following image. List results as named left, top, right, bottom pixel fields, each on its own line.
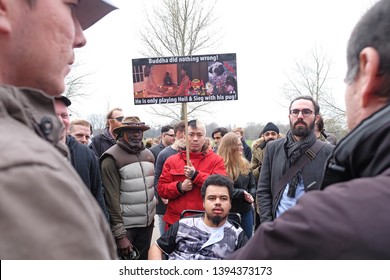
left=132, top=53, right=237, bottom=105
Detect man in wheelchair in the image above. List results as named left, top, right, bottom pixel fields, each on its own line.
left=148, top=174, right=247, bottom=260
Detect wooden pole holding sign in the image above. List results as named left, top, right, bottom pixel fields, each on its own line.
left=183, top=102, right=191, bottom=166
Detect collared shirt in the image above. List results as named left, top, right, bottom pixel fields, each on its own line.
left=276, top=178, right=305, bottom=218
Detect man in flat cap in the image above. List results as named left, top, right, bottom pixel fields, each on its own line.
left=100, top=116, right=157, bottom=260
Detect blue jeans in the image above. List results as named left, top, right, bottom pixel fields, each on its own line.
left=240, top=209, right=254, bottom=239
left=158, top=214, right=166, bottom=236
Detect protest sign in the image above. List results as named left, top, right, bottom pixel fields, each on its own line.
left=132, top=53, right=237, bottom=105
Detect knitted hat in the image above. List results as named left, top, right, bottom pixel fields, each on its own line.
left=262, top=122, right=279, bottom=134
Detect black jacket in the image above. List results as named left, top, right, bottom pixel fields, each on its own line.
left=67, top=135, right=109, bottom=220
left=257, top=136, right=334, bottom=223
left=241, top=138, right=252, bottom=162
left=231, top=172, right=256, bottom=214
left=149, top=142, right=166, bottom=162
left=89, top=128, right=116, bottom=159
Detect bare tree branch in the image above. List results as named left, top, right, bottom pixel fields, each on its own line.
left=140, top=0, right=219, bottom=57
left=282, top=45, right=347, bottom=134
left=138, top=0, right=221, bottom=122
left=64, top=60, right=95, bottom=104
left=87, top=113, right=106, bottom=135
left=145, top=102, right=212, bottom=125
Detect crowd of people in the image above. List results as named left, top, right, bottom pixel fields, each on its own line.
left=1, top=0, right=390, bottom=261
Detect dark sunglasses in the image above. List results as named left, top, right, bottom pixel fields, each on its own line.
left=113, top=116, right=124, bottom=122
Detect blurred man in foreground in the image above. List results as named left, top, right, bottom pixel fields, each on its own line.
left=0, top=0, right=117, bottom=259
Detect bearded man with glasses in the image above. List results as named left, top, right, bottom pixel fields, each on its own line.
left=256, top=96, right=334, bottom=224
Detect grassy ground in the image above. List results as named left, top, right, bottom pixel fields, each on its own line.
left=246, top=139, right=253, bottom=148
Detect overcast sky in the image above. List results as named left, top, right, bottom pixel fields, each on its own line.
left=69, top=0, right=377, bottom=128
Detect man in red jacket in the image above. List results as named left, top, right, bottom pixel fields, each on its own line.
left=158, top=119, right=227, bottom=228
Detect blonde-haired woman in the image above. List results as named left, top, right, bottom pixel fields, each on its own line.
left=218, top=132, right=256, bottom=239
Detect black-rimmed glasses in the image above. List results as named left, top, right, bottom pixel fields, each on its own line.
left=290, top=109, right=313, bottom=117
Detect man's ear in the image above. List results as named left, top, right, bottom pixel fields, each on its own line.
left=0, top=0, right=12, bottom=33
left=314, top=114, right=320, bottom=124
left=358, top=47, right=381, bottom=108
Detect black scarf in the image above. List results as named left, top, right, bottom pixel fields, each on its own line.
left=117, top=139, right=145, bottom=154
left=285, top=130, right=316, bottom=197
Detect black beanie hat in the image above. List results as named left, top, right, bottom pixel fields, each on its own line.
left=262, top=122, right=279, bottom=134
